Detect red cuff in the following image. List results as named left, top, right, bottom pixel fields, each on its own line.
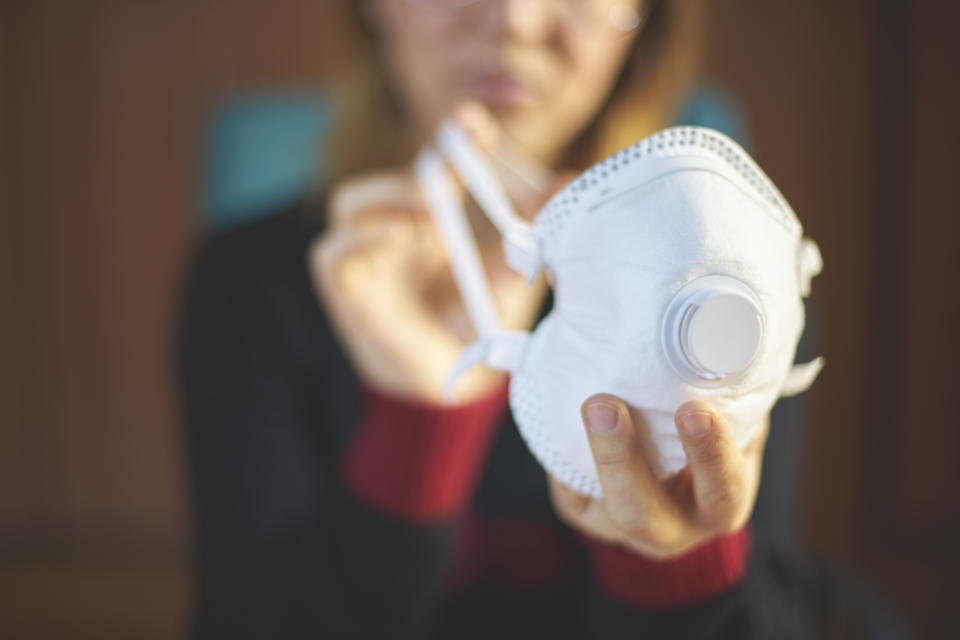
left=581, top=524, right=751, bottom=609
left=340, top=378, right=510, bottom=523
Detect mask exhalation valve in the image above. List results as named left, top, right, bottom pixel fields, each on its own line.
left=662, top=275, right=764, bottom=385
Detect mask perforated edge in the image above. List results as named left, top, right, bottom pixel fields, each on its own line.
left=534, top=127, right=801, bottom=244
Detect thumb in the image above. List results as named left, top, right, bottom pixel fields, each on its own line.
left=453, top=100, right=502, bottom=154
left=581, top=394, right=660, bottom=517
left=451, top=100, right=554, bottom=217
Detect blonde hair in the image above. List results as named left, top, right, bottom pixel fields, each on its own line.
left=320, top=0, right=704, bottom=190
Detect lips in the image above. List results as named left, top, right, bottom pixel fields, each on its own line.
left=462, top=70, right=539, bottom=107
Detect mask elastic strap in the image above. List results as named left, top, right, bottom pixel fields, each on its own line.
left=779, top=236, right=826, bottom=397
left=798, top=237, right=822, bottom=297
left=779, top=356, right=825, bottom=397
left=414, top=147, right=530, bottom=403
left=441, top=331, right=530, bottom=402
left=415, top=149, right=501, bottom=338
left=435, top=121, right=541, bottom=282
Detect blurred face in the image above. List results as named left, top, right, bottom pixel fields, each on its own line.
left=373, top=0, right=646, bottom=162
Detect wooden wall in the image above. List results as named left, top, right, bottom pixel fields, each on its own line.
left=703, top=4, right=960, bottom=634
left=2, top=1, right=957, bottom=637
left=704, top=5, right=960, bottom=633
left=1, top=3, right=348, bottom=636
left=1, top=0, right=348, bottom=545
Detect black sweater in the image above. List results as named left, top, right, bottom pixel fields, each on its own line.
left=177, top=203, right=828, bottom=639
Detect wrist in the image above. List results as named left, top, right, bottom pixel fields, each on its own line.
left=340, top=376, right=510, bottom=522
left=579, top=523, right=752, bottom=609
left=354, top=342, right=509, bottom=406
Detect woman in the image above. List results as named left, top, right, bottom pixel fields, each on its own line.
left=178, top=1, right=824, bottom=637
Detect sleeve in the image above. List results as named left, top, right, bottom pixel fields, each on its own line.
left=176, top=239, right=509, bottom=639
left=582, top=525, right=751, bottom=608
left=577, top=525, right=761, bottom=637
left=580, top=525, right=832, bottom=639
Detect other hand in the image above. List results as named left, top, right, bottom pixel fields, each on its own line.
left=307, top=104, right=553, bottom=404
left=548, top=395, right=768, bottom=559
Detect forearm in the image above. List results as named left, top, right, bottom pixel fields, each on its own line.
left=329, top=377, right=510, bottom=636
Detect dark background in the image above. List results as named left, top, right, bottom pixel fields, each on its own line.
left=2, top=1, right=958, bottom=637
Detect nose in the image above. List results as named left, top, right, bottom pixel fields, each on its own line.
left=500, top=0, right=555, bottom=42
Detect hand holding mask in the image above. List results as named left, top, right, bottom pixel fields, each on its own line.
left=415, top=121, right=823, bottom=497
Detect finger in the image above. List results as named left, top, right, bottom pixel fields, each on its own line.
left=328, top=173, right=428, bottom=229
left=453, top=100, right=502, bottom=154
left=547, top=474, right=591, bottom=520
left=310, top=222, right=414, bottom=292
left=453, top=101, right=553, bottom=213
left=581, top=394, right=667, bottom=535
left=675, top=400, right=749, bottom=529
left=546, top=474, right=622, bottom=545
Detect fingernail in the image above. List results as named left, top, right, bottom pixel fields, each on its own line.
left=680, top=411, right=714, bottom=438
left=586, top=403, right=620, bottom=433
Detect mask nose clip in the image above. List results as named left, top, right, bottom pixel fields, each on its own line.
left=662, top=275, right=765, bottom=385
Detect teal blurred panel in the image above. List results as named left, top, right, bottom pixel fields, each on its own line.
left=198, top=83, right=744, bottom=234
left=202, top=93, right=331, bottom=232
left=673, top=83, right=750, bottom=150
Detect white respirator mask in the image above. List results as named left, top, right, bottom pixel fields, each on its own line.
left=415, top=123, right=824, bottom=498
